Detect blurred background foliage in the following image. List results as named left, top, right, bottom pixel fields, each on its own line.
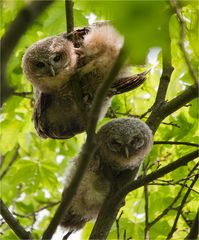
left=0, top=0, right=198, bottom=239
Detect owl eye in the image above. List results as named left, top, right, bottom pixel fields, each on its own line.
left=131, top=136, right=144, bottom=149
left=53, top=54, right=61, bottom=62
left=110, top=140, right=122, bottom=149
left=36, top=62, right=45, bottom=68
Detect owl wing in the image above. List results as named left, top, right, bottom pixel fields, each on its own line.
left=109, top=70, right=149, bottom=96
left=61, top=27, right=90, bottom=48
left=33, top=92, right=51, bottom=138
left=61, top=21, right=110, bottom=48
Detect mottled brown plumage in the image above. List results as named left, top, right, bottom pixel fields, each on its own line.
left=61, top=118, right=153, bottom=232
left=23, top=23, right=148, bottom=139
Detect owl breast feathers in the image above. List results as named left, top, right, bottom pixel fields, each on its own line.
left=61, top=118, right=153, bottom=232
left=22, top=22, right=148, bottom=139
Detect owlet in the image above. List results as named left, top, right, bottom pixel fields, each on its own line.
left=22, top=22, right=148, bottom=139
left=61, top=118, right=153, bottom=232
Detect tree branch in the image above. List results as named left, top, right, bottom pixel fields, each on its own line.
left=185, top=209, right=199, bottom=240
left=65, top=0, right=74, bottom=33
left=148, top=163, right=198, bottom=228
left=143, top=164, right=150, bottom=240
left=0, top=146, right=19, bottom=180
left=154, top=141, right=199, bottom=147
left=89, top=150, right=198, bottom=239
left=167, top=173, right=199, bottom=239
left=120, top=150, right=199, bottom=198
left=170, top=0, right=198, bottom=84
left=0, top=199, right=31, bottom=240
left=42, top=48, right=126, bottom=240
left=0, top=0, right=54, bottom=105
left=146, top=84, right=198, bottom=133
left=89, top=167, right=139, bottom=240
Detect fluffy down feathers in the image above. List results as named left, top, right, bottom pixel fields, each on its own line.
left=61, top=118, right=153, bottom=231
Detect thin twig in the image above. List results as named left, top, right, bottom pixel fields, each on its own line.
left=167, top=173, right=199, bottom=239
left=13, top=91, right=33, bottom=99
left=170, top=0, right=198, bottom=84
left=154, top=141, right=199, bottom=147
left=0, top=146, right=19, bottom=180
left=0, top=199, right=31, bottom=240
left=13, top=201, right=60, bottom=218
left=148, top=163, right=198, bottom=228
left=116, top=211, right=123, bottom=240
left=149, top=182, right=199, bottom=195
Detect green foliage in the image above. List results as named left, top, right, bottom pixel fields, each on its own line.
left=1, top=1, right=198, bottom=240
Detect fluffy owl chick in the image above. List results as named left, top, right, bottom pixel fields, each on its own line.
left=32, top=23, right=148, bottom=139
left=22, top=23, right=122, bottom=94
left=61, top=118, right=153, bottom=232
left=22, top=36, right=77, bottom=93
left=78, top=23, right=123, bottom=77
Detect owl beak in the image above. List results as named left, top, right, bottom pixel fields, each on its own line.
left=124, top=146, right=129, bottom=159
left=49, top=65, right=56, bottom=77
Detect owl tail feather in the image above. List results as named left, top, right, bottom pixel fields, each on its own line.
left=110, top=69, right=150, bottom=95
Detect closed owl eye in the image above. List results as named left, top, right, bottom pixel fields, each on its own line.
left=53, top=54, right=61, bottom=62
left=36, top=62, right=45, bottom=68
left=130, top=136, right=144, bottom=149
left=109, top=139, right=122, bottom=151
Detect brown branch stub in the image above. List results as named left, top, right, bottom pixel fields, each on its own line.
left=0, top=199, right=31, bottom=240
left=65, top=0, right=74, bottom=34
left=1, top=0, right=54, bottom=105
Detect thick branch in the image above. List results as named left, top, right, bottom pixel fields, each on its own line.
left=0, top=199, right=31, bottom=239
left=65, top=0, right=74, bottom=33
left=167, top=173, right=199, bottom=239
left=143, top=165, right=150, bottom=240
left=89, top=167, right=139, bottom=240
left=42, top=48, right=126, bottom=240
left=146, top=84, right=198, bottom=133
left=1, top=0, right=54, bottom=104
left=185, top=209, right=199, bottom=240
left=120, top=150, right=198, bottom=197
left=90, top=150, right=198, bottom=239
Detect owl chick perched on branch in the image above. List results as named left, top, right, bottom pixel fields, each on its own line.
left=22, top=23, right=148, bottom=139
left=61, top=118, right=153, bottom=233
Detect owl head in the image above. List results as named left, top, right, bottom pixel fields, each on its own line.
left=97, top=118, right=153, bottom=170
left=22, top=36, right=77, bottom=93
